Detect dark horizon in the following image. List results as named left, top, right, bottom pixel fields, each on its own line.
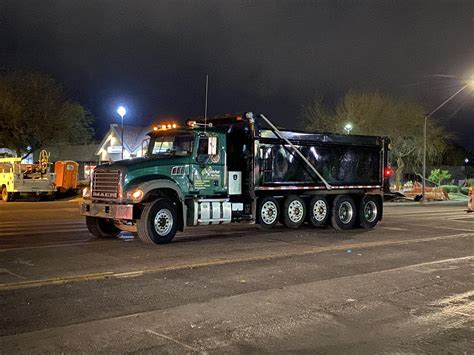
left=1, top=0, right=473, bottom=150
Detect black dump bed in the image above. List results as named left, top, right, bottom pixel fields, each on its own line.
left=194, top=113, right=389, bottom=190
left=255, top=128, right=387, bottom=189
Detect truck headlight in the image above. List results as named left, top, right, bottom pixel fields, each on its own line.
left=127, top=189, right=144, bottom=202
left=82, top=186, right=91, bottom=199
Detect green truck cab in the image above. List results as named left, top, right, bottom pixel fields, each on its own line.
left=82, top=125, right=236, bottom=244
left=81, top=112, right=389, bottom=245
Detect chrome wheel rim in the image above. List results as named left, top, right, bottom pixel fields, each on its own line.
left=154, top=208, right=173, bottom=236
left=364, top=201, right=378, bottom=223
left=313, top=200, right=327, bottom=222
left=338, top=201, right=353, bottom=224
left=288, top=200, right=304, bottom=223
left=261, top=201, right=278, bottom=225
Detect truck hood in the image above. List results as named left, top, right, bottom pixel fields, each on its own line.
left=95, top=156, right=191, bottom=191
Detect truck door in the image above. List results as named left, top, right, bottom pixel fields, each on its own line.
left=192, top=134, right=226, bottom=195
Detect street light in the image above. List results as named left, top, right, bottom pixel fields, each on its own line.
left=465, top=158, right=470, bottom=180
left=422, top=79, right=474, bottom=203
left=344, top=123, right=353, bottom=134
left=116, top=106, right=127, bottom=160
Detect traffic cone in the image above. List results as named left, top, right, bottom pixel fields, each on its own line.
left=466, top=186, right=473, bottom=213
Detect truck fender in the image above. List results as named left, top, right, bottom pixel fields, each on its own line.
left=134, top=179, right=187, bottom=231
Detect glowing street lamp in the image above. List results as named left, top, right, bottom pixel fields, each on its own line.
left=422, top=78, right=474, bottom=203
left=344, top=123, right=353, bottom=134
left=116, top=106, right=127, bottom=160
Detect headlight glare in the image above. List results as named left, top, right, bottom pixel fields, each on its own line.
left=127, top=189, right=144, bottom=202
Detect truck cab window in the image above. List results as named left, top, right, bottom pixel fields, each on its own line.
left=150, top=134, right=194, bottom=156
left=197, top=137, right=208, bottom=155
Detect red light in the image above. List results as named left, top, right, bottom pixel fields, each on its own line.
left=384, top=167, right=393, bottom=178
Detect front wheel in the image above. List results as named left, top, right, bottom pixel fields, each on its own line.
left=359, top=195, right=381, bottom=229
left=86, top=216, right=121, bottom=238
left=331, top=195, right=357, bottom=230
left=136, top=199, right=178, bottom=244
left=1, top=187, right=14, bottom=202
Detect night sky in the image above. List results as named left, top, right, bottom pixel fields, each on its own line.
left=1, top=1, right=473, bottom=150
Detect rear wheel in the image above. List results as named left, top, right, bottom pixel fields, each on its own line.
left=86, top=216, right=121, bottom=238
left=282, top=195, right=306, bottom=228
left=308, top=196, right=330, bottom=227
left=257, top=196, right=280, bottom=229
left=359, top=195, right=381, bottom=229
left=137, top=199, right=178, bottom=244
left=331, top=195, right=356, bottom=230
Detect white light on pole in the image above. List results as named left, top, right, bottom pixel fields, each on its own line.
left=422, top=80, right=473, bottom=203
left=117, top=106, right=127, bottom=160
left=344, top=123, right=353, bottom=134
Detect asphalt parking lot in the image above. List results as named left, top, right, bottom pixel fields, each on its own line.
left=0, top=200, right=472, bottom=353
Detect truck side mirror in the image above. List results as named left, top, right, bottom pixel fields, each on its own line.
left=208, top=136, right=217, bottom=155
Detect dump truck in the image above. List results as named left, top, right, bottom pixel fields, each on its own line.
left=80, top=113, right=390, bottom=244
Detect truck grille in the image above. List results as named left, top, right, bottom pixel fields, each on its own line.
left=91, top=169, right=121, bottom=200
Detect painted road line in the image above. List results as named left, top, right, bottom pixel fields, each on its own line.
left=0, top=240, right=112, bottom=252
left=413, top=225, right=474, bottom=233
left=380, top=227, right=408, bottom=231
left=387, top=212, right=467, bottom=218
left=0, top=222, right=85, bottom=231
left=0, top=219, right=82, bottom=227
left=0, top=207, right=78, bottom=213
left=0, top=232, right=472, bottom=291
left=384, top=209, right=464, bottom=216
left=413, top=215, right=474, bottom=222
left=0, top=228, right=89, bottom=237
left=384, top=209, right=463, bottom=214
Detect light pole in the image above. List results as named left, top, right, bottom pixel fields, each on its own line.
left=117, top=106, right=127, bottom=160
left=344, top=123, right=353, bottom=134
left=465, top=158, right=470, bottom=180
left=421, top=83, right=471, bottom=203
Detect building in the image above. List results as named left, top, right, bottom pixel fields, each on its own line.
left=96, top=124, right=151, bottom=163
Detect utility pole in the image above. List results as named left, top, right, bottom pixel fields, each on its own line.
left=422, top=84, right=468, bottom=203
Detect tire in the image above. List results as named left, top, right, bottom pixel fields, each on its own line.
left=308, top=195, right=330, bottom=227
left=282, top=195, right=306, bottom=228
left=359, top=195, right=381, bottom=229
left=330, top=195, right=357, bottom=230
left=136, top=199, right=178, bottom=244
left=86, top=216, right=121, bottom=238
left=1, top=187, right=14, bottom=202
left=257, top=196, right=280, bottom=229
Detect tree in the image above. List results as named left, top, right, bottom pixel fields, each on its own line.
left=428, top=169, right=451, bottom=186
left=0, top=72, right=94, bottom=158
left=303, top=92, right=450, bottom=187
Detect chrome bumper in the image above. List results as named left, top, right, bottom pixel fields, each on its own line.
left=80, top=201, right=134, bottom=220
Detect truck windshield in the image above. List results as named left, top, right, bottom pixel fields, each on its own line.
left=149, top=134, right=194, bottom=156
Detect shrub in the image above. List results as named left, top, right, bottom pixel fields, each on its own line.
left=460, top=187, right=469, bottom=195
left=429, top=169, right=452, bottom=186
